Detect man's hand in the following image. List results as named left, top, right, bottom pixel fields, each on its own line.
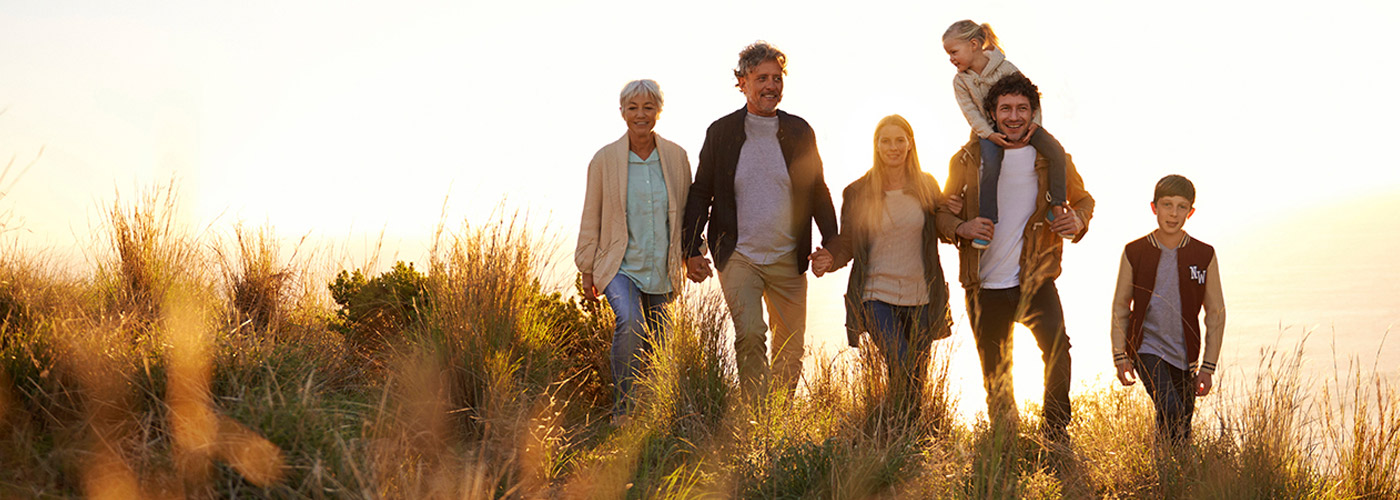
left=581, top=274, right=599, bottom=302
left=944, top=194, right=964, bottom=214
left=1195, top=371, right=1213, bottom=396
left=1116, top=361, right=1137, bottom=386
left=808, top=247, right=833, bottom=277
left=956, top=217, right=995, bottom=243
left=686, top=256, right=713, bottom=283
left=1049, top=206, right=1083, bottom=238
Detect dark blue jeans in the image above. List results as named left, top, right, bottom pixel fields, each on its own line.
left=861, top=300, right=933, bottom=406
left=977, top=127, right=1068, bottom=224
left=602, top=274, right=672, bottom=415
left=1135, top=353, right=1196, bottom=444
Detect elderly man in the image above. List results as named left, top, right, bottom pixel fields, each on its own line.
left=939, top=72, right=1095, bottom=442
left=682, top=41, right=838, bottom=399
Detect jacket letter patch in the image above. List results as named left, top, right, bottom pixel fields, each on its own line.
left=1189, top=265, right=1207, bottom=284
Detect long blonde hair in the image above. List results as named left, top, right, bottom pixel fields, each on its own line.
left=859, top=115, right=939, bottom=227
left=943, top=20, right=1002, bottom=53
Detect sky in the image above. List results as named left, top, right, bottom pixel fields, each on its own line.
left=3, top=0, right=1399, bottom=417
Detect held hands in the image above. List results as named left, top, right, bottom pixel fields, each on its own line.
left=686, top=256, right=713, bottom=283
left=581, top=274, right=599, bottom=302
left=1116, top=361, right=1137, bottom=386
left=808, top=247, right=834, bottom=277
left=1195, top=371, right=1214, bottom=396
left=956, top=217, right=995, bottom=243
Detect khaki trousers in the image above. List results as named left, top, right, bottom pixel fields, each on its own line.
left=717, top=251, right=807, bottom=398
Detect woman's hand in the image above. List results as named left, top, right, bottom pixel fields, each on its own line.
left=944, top=194, right=964, bottom=214
left=581, top=274, right=598, bottom=302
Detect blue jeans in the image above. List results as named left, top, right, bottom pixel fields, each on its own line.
left=603, top=273, right=673, bottom=415
left=861, top=300, right=933, bottom=406
left=1135, top=353, right=1196, bottom=444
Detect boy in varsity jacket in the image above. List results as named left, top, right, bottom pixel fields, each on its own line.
left=1110, top=174, right=1226, bottom=444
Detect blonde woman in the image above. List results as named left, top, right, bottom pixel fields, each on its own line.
left=575, top=79, right=692, bottom=420
left=811, top=115, right=955, bottom=407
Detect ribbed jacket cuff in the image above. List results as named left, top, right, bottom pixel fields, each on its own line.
left=1113, top=352, right=1131, bottom=366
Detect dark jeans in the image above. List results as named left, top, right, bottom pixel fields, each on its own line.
left=1135, top=353, right=1196, bottom=444
left=602, top=274, right=673, bottom=416
left=977, top=127, right=1068, bottom=223
left=860, top=301, right=933, bottom=407
left=966, top=282, right=1072, bottom=433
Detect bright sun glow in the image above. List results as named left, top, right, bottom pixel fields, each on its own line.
left=2, top=0, right=1399, bottom=422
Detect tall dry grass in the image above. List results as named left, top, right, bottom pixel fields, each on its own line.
left=1, top=185, right=1399, bottom=498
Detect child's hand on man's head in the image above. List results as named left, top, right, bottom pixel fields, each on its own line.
left=1195, top=372, right=1214, bottom=396
left=988, top=133, right=1014, bottom=148
left=1116, top=361, right=1136, bottom=386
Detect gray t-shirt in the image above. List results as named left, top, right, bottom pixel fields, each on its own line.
left=733, top=113, right=795, bottom=265
left=1139, top=246, right=1188, bottom=369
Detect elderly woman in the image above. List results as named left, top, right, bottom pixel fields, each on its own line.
left=575, top=79, right=692, bottom=419
left=811, top=115, right=955, bottom=408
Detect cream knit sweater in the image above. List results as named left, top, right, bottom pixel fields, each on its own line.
left=952, top=49, right=1042, bottom=139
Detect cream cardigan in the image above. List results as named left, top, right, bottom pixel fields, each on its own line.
left=574, top=133, right=692, bottom=293
left=952, top=49, right=1042, bottom=139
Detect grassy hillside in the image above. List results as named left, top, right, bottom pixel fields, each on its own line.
left=0, top=187, right=1396, bottom=498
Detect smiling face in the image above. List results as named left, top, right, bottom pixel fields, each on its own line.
left=620, top=94, right=659, bottom=137
left=992, top=93, right=1034, bottom=143
left=876, top=124, right=910, bottom=169
left=942, top=37, right=983, bottom=73
left=1152, top=195, right=1195, bottom=236
left=738, top=59, right=784, bottom=117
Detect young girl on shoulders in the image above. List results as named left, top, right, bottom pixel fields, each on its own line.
left=942, top=20, right=1069, bottom=249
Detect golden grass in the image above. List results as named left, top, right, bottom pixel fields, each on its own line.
left=0, top=185, right=1397, bottom=498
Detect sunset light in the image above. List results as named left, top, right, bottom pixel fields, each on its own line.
left=2, top=0, right=1398, bottom=496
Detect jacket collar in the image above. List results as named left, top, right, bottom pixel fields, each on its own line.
left=1147, top=231, right=1192, bottom=249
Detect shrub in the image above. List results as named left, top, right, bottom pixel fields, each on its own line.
left=328, top=261, right=429, bottom=347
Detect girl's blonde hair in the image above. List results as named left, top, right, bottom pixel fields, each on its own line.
left=943, top=20, right=1001, bottom=52
left=859, top=115, right=939, bottom=225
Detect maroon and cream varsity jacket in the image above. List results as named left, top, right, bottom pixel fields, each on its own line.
left=1110, top=232, right=1226, bottom=374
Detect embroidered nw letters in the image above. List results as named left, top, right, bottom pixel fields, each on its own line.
left=1189, top=265, right=1207, bottom=284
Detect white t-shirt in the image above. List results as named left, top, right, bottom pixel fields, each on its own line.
left=979, top=146, right=1038, bottom=289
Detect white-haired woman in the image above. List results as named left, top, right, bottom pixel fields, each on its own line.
left=575, top=79, right=692, bottom=420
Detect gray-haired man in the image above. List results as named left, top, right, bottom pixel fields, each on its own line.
left=682, top=41, right=838, bottom=398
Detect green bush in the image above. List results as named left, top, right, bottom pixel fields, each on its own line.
left=328, top=261, right=429, bottom=346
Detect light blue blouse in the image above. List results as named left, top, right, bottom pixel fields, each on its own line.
left=618, top=149, right=671, bottom=294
